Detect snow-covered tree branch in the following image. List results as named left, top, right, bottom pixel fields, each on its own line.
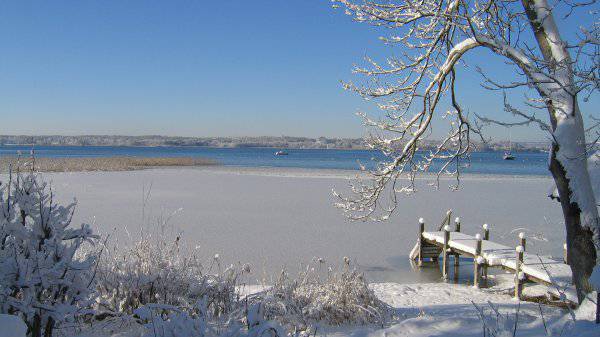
left=332, top=0, right=599, bottom=302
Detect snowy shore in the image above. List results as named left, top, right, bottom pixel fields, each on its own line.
left=36, top=166, right=564, bottom=283
left=67, top=282, right=598, bottom=337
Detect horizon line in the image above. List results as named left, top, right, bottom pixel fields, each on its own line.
left=0, top=133, right=551, bottom=144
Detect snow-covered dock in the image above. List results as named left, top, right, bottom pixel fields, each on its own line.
left=410, top=216, right=577, bottom=303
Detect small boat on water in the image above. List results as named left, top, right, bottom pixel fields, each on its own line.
left=274, top=150, right=288, bottom=156
left=503, top=152, right=515, bottom=160
left=503, top=131, right=516, bottom=160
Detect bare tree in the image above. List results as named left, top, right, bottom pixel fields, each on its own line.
left=331, top=0, right=599, bottom=302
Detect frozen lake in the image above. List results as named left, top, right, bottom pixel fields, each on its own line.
left=36, top=166, right=563, bottom=283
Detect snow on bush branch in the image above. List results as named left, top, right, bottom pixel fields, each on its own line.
left=93, top=227, right=386, bottom=336
left=95, top=226, right=249, bottom=317
left=257, top=258, right=389, bottom=330
left=0, top=162, right=98, bottom=337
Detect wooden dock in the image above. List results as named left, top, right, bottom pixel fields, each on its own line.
left=409, top=214, right=577, bottom=304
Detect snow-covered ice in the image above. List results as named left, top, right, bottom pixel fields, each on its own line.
left=31, top=166, right=565, bottom=282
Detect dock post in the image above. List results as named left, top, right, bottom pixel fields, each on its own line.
left=483, top=224, right=489, bottom=241
left=442, top=225, right=450, bottom=280
left=563, top=243, right=568, bottom=265
left=596, top=289, right=600, bottom=324
left=519, top=232, right=526, bottom=252
left=474, top=234, right=482, bottom=288
left=482, top=224, right=489, bottom=284
left=418, top=218, right=425, bottom=266
left=454, top=217, right=461, bottom=269
left=515, top=245, right=524, bottom=299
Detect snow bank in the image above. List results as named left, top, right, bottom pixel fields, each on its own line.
left=548, top=291, right=600, bottom=337
left=365, top=283, right=594, bottom=337
left=0, top=315, right=27, bottom=337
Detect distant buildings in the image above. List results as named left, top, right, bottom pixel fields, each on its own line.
left=0, top=135, right=549, bottom=152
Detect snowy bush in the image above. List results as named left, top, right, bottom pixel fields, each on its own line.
left=133, top=300, right=285, bottom=337
left=95, top=228, right=249, bottom=318
left=245, top=302, right=286, bottom=337
left=0, top=166, right=98, bottom=337
left=256, top=259, right=388, bottom=331
left=95, top=239, right=385, bottom=336
left=133, top=303, right=211, bottom=337
left=93, top=227, right=291, bottom=337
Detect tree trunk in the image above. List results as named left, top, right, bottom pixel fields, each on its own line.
left=546, top=98, right=598, bottom=303
left=549, top=142, right=597, bottom=302
left=521, top=0, right=599, bottom=303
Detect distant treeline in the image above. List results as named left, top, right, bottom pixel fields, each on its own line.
left=0, top=135, right=549, bottom=152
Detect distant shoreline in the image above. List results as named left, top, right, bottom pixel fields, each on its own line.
left=0, top=135, right=550, bottom=152
left=0, top=143, right=548, bottom=153
left=0, top=143, right=369, bottom=151
left=0, top=156, right=218, bottom=173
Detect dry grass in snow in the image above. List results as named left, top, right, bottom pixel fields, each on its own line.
left=0, top=156, right=217, bottom=173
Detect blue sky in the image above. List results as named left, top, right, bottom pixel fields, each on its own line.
left=0, top=1, right=596, bottom=141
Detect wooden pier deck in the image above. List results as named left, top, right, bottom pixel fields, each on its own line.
left=410, top=215, right=577, bottom=304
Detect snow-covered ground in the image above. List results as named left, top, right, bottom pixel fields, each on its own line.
left=38, top=166, right=564, bottom=282
left=356, top=283, right=597, bottom=337
left=68, top=282, right=598, bottom=337
left=0, top=314, right=27, bottom=337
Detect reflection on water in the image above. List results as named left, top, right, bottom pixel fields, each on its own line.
left=360, top=255, right=509, bottom=287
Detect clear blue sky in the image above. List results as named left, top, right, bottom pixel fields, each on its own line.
left=0, top=1, right=596, bottom=141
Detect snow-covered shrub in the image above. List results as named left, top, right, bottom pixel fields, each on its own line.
left=0, top=166, right=98, bottom=337
left=95, top=229, right=249, bottom=318
left=133, top=301, right=285, bottom=337
left=94, top=227, right=287, bottom=337
left=134, top=303, right=211, bottom=337
left=257, top=259, right=388, bottom=330
left=245, top=302, right=285, bottom=337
